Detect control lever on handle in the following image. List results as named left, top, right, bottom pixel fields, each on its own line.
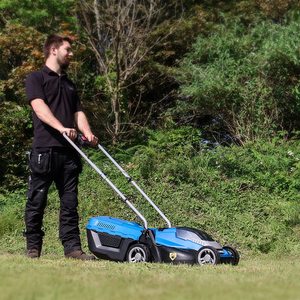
left=76, top=134, right=92, bottom=147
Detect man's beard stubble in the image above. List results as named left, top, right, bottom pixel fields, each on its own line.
left=57, top=57, right=70, bottom=70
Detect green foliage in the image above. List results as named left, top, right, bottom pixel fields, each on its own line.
left=176, top=11, right=300, bottom=141
left=0, top=102, right=32, bottom=190
left=209, top=138, right=300, bottom=198
left=131, top=127, right=200, bottom=180
left=150, top=5, right=209, bottom=66
left=127, top=130, right=300, bottom=254
left=0, top=191, right=24, bottom=236
left=0, top=130, right=299, bottom=255
left=0, top=0, right=77, bottom=32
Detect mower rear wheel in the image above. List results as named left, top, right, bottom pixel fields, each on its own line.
left=197, top=246, right=220, bottom=265
left=126, top=243, right=150, bottom=263
left=223, top=245, right=240, bottom=265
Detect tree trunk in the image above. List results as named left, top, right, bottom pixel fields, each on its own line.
left=111, top=93, right=121, bottom=144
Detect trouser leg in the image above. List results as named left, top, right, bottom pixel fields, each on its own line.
left=54, top=152, right=82, bottom=254
left=24, top=174, right=52, bottom=250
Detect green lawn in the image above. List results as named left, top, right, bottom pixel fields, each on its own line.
left=0, top=254, right=299, bottom=300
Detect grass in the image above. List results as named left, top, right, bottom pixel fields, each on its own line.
left=0, top=254, right=299, bottom=300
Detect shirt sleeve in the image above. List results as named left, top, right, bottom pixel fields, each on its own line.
left=25, top=71, right=46, bottom=104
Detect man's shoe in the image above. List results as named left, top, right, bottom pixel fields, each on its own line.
left=26, top=248, right=40, bottom=259
left=65, top=250, right=95, bottom=261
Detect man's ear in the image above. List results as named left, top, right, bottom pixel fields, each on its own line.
left=50, top=46, right=57, bottom=56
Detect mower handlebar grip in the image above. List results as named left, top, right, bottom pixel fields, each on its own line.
left=76, top=134, right=92, bottom=148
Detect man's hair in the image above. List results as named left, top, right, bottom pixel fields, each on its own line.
left=43, top=34, right=73, bottom=58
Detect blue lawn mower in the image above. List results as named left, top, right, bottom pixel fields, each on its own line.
left=64, top=134, right=240, bottom=266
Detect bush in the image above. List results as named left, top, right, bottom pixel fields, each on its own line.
left=0, top=128, right=299, bottom=255
left=128, top=130, right=300, bottom=253
left=175, top=11, right=300, bottom=142
left=0, top=102, right=32, bottom=191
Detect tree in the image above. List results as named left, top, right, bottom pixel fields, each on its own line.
left=0, top=0, right=76, bottom=32
left=0, top=24, right=45, bottom=102
left=77, top=0, right=174, bottom=143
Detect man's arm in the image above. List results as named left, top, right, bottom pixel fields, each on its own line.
left=75, top=111, right=98, bottom=146
left=31, top=98, right=77, bottom=139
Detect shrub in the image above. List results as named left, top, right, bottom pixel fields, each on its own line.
left=0, top=102, right=32, bottom=191
left=175, top=11, right=300, bottom=142
left=0, top=128, right=299, bottom=255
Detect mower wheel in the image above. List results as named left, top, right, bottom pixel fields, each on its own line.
left=223, top=245, right=240, bottom=265
left=197, top=246, right=220, bottom=265
left=126, top=243, right=150, bottom=263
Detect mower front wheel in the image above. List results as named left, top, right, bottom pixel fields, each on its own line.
left=197, top=246, right=220, bottom=265
left=223, top=245, right=240, bottom=265
left=126, top=243, right=150, bottom=263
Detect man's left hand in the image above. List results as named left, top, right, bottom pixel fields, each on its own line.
left=84, top=132, right=98, bottom=147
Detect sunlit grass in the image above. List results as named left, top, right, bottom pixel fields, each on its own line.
left=0, top=254, right=299, bottom=300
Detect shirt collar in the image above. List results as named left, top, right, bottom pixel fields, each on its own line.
left=42, top=65, right=67, bottom=77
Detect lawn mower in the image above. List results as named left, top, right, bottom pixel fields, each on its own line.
left=64, top=133, right=240, bottom=265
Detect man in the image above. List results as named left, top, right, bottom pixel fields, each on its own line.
left=24, top=34, right=97, bottom=260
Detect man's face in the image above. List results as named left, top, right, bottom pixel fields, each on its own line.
left=54, top=41, right=73, bottom=69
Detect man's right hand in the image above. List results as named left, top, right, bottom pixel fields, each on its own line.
left=31, top=99, right=78, bottom=141
left=60, top=128, right=77, bottom=140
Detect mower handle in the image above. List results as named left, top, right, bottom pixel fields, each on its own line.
left=97, top=143, right=172, bottom=228
left=63, top=132, right=149, bottom=229
left=76, top=134, right=96, bottom=148
left=64, top=132, right=172, bottom=228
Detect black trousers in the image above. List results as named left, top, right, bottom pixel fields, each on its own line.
left=24, top=147, right=82, bottom=254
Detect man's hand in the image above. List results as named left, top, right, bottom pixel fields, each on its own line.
left=84, top=132, right=98, bottom=147
left=75, top=111, right=98, bottom=146
left=31, top=99, right=78, bottom=141
left=61, top=128, right=77, bottom=140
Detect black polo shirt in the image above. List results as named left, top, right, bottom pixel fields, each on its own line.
left=25, top=66, right=82, bottom=148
